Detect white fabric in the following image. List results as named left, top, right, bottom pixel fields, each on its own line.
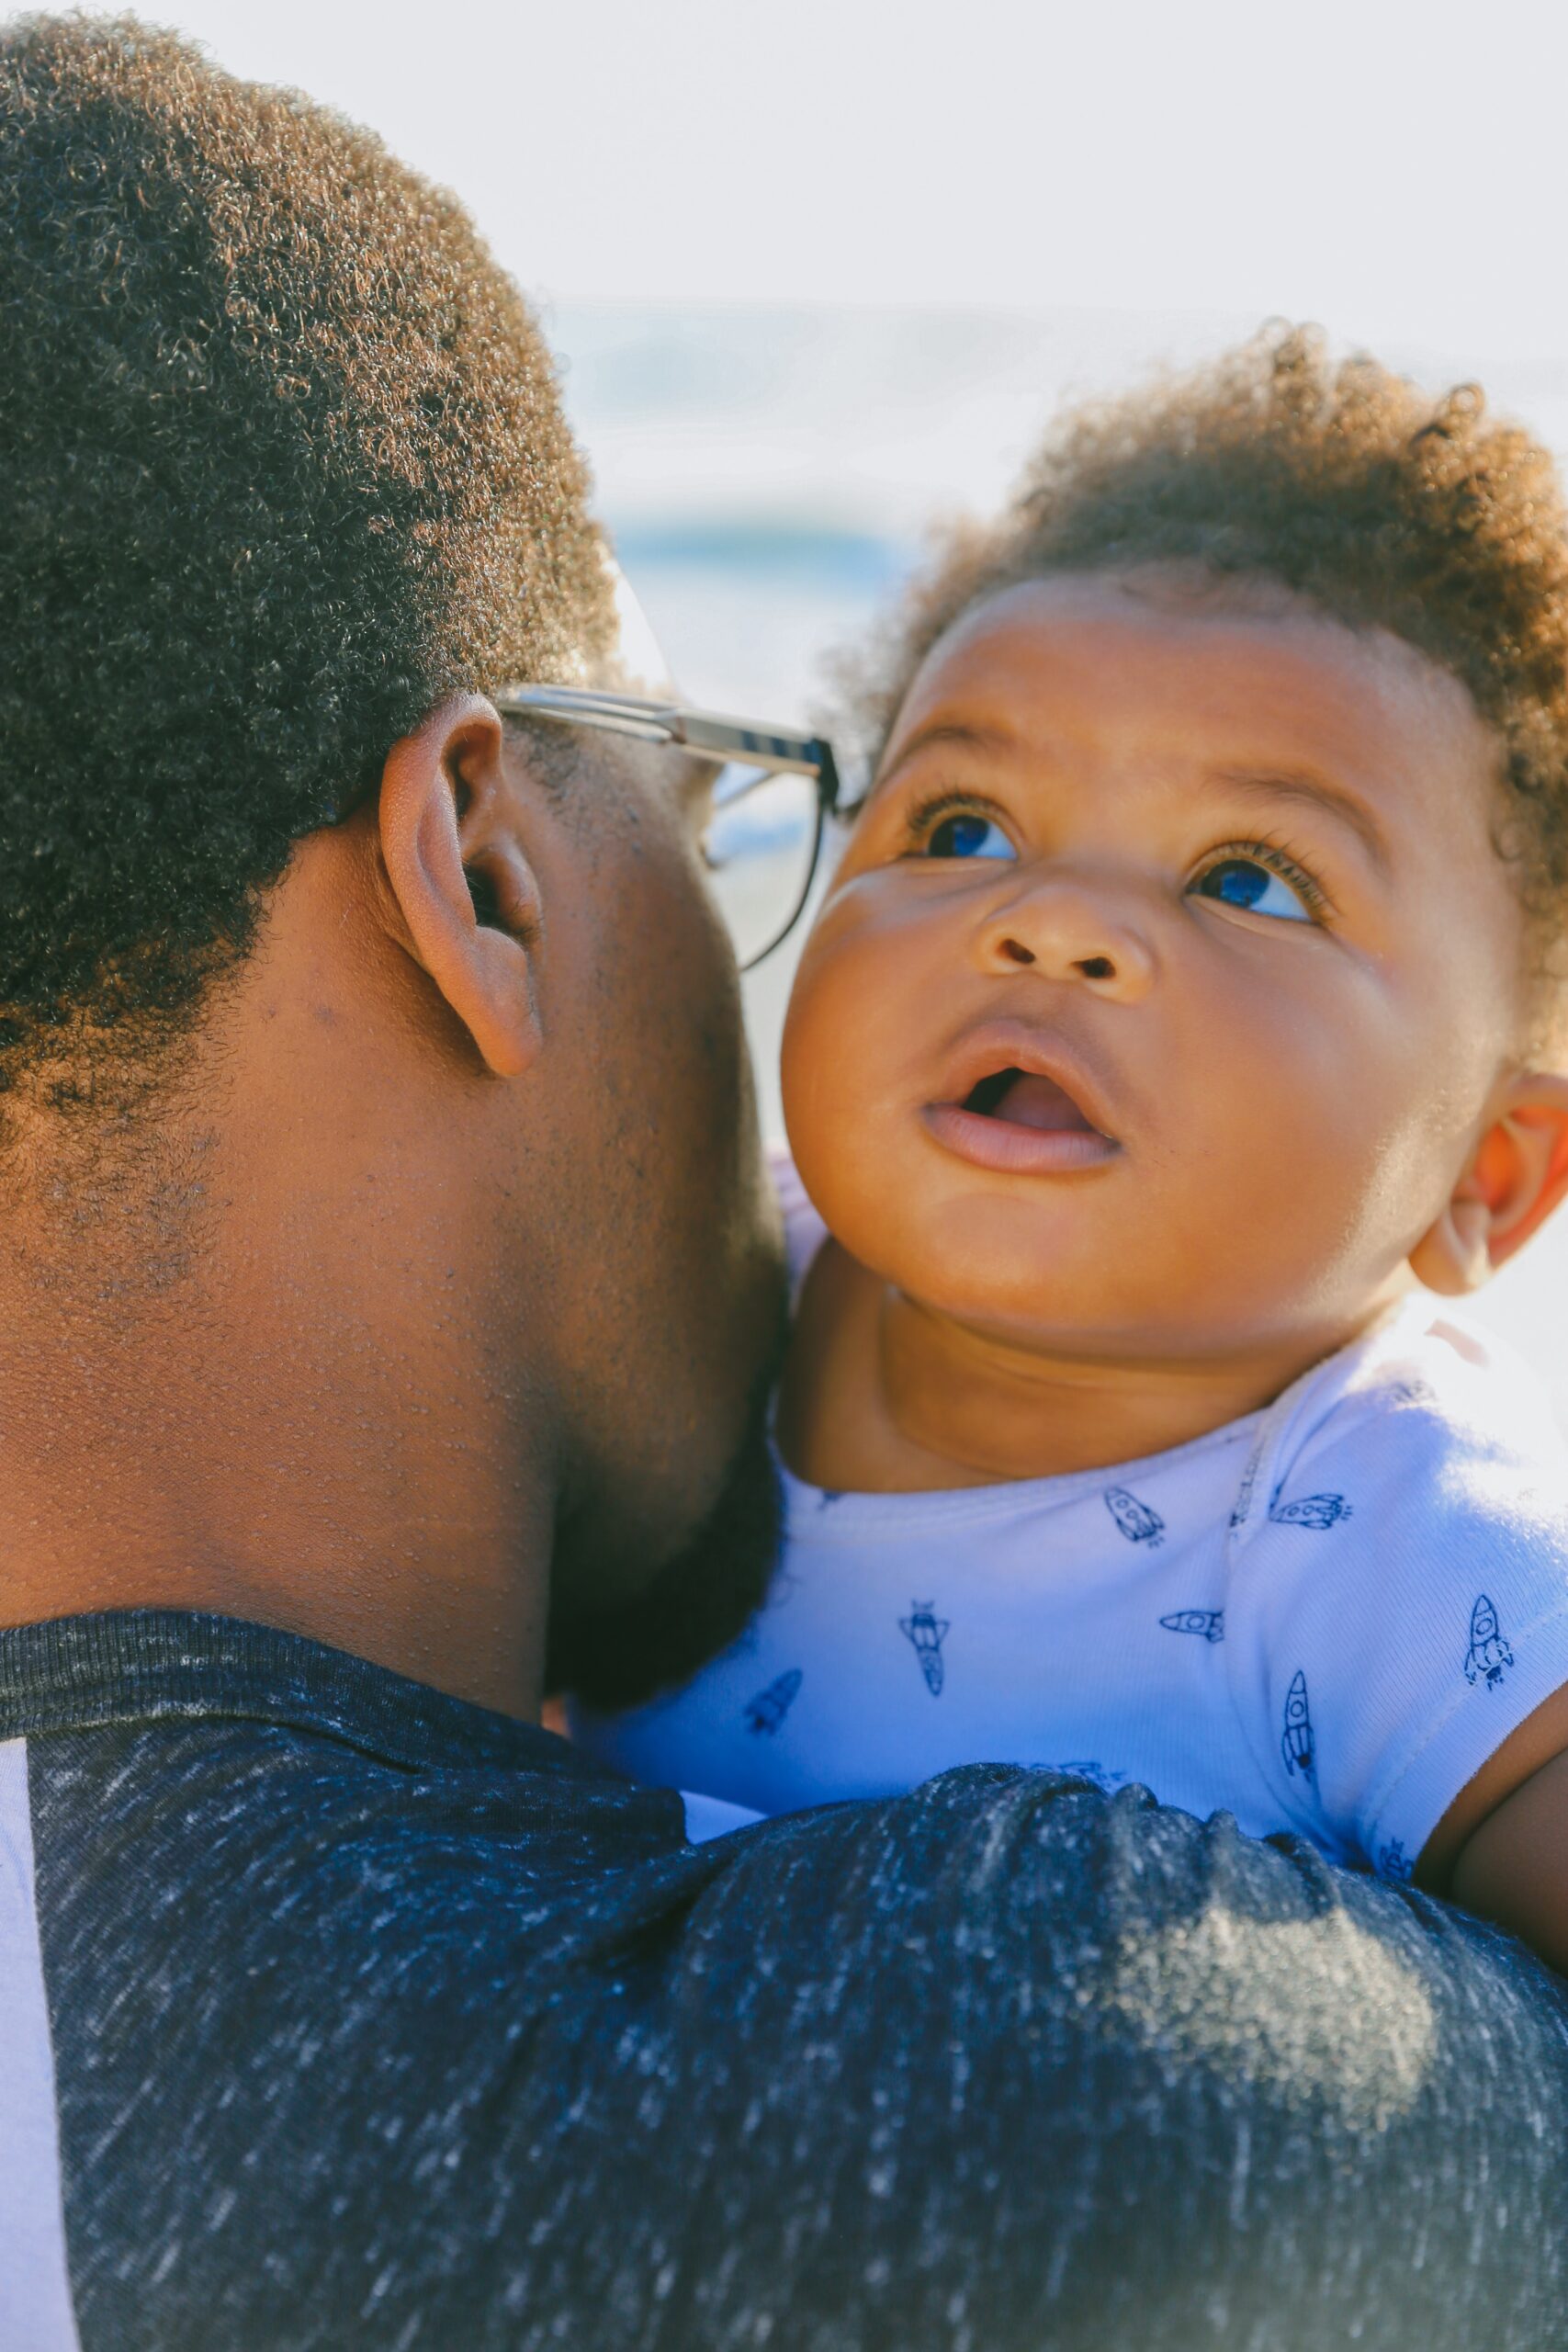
left=0, top=1738, right=80, bottom=2351
left=680, top=1790, right=764, bottom=1845
left=577, top=1157, right=1568, bottom=1879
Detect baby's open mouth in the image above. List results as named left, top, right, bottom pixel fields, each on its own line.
left=925, top=1053, right=1120, bottom=1174
left=962, top=1068, right=1099, bottom=1135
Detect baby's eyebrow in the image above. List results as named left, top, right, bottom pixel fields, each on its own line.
left=875, top=718, right=1013, bottom=787
left=1212, top=768, right=1393, bottom=878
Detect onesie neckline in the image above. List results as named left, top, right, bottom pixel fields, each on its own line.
left=773, top=1408, right=1262, bottom=1536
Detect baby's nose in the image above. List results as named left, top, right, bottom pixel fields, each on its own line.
left=976, top=876, right=1155, bottom=1002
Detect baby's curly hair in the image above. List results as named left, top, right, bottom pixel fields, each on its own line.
left=852, top=326, right=1568, bottom=978
left=0, top=14, right=614, bottom=1098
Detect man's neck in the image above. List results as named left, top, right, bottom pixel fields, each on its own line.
left=0, top=1033, right=560, bottom=1722
left=0, top=1238, right=556, bottom=1717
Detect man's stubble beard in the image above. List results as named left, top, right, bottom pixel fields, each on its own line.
left=544, top=1369, right=786, bottom=1713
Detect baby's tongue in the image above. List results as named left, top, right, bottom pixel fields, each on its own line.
left=990, top=1071, right=1093, bottom=1133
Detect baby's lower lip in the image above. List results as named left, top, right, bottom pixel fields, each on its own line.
left=923, top=1101, right=1121, bottom=1174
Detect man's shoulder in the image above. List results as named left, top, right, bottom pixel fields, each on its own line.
left=6, top=1611, right=1081, bottom=1984
left=9, top=1611, right=704, bottom=1974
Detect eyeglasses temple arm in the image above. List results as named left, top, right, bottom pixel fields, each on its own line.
left=498, top=686, right=840, bottom=807
left=675, top=715, right=840, bottom=806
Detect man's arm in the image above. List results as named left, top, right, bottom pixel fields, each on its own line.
left=23, top=1674, right=1568, bottom=2352
left=1421, top=1681, right=1568, bottom=1973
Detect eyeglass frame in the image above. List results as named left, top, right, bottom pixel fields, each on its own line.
left=494, top=684, right=843, bottom=970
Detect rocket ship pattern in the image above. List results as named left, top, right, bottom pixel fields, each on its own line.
left=899, top=1601, right=950, bottom=1696
left=1268, top=1491, right=1353, bottom=1530
left=1280, top=1668, right=1315, bottom=1781
left=1104, top=1487, right=1165, bottom=1546
left=1160, top=1609, right=1224, bottom=1642
left=565, top=1160, right=1568, bottom=1881
left=1464, top=1594, right=1514, bottom=1690
left=742, top=1668, right=803, bottom=1736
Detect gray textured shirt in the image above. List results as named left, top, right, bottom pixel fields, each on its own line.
left=3, top=1609, right=1566, bottom=2350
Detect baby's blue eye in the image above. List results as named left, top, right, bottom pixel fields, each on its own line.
left=1191, top=857, right=1314, bottom=923
left=925, top=812, right=1015, bottom=861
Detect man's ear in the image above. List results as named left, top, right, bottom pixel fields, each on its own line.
left=1410, top=1072, right=1568, bottom=1295
left=376, top=695, right=543, bottom=1079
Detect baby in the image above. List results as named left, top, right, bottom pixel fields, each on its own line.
left=577, top=330, right=1568, bottom=1973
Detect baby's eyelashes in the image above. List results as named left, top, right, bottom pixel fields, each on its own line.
left=1184, top=842, right=1335, bottom=922
left=898, top=786, right=1020, bottom=863
left=926, top=812, right=1016, bottom=861
left=1189, top=855, right=1317, bottom=923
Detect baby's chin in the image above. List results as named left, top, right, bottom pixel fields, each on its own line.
left=807, top=1165, right=1299, bottom=1363
left=835, top=1194, right=1149, bottom=1342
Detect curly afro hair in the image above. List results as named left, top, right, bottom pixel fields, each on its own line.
left=850, top=326, right=1568, bottom=986
left=0, top=14, right=615, bottom=1096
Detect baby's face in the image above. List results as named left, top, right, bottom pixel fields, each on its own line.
left=782, top=571, right=1530, bottom=1359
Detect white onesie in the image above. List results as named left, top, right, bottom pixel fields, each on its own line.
left=573, top=1154, right=1568, bottom=1877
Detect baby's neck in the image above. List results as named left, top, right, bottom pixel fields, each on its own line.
left=775, top=1240, right=1403, bottom=1493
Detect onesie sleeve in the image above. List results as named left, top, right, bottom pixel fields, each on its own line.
left=1223, top=1332, right=1568, bottom=1883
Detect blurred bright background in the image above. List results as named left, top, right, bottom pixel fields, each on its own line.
left=146, top=0, right=1568, bottom=1407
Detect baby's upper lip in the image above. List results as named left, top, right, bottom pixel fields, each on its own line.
left=933, top=1018, right=1122, bottom=1140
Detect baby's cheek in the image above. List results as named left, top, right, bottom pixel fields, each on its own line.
left=778, top=945, right=837, bottom=1165
left=782, top=944, right=871, bottom=1200
left=1180, top=1006, right=1412, bottom=1295
left=781, top=929, right=920, bottom=1253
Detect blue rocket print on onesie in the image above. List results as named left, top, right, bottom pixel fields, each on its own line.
left=743, top=1668, right=803, bottom=1736
left=1160, top=1609, right=1224, bottom=1642
left=1465, top=1594, right=1514, bottom=1690
left=1281, top=1668, right=1315, bottom=1781
left=899, top=1601, right=950, bottom=1696
left=1104, top=1487, right=1165, bottom=1546
left=1269, top=1490, right=1353, bottom=1529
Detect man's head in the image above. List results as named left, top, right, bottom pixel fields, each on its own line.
left=0, top=17, right=786, bottom=1711
left=784, top=333, right=1568, bottom=1377
left=3, top=13, right=617, bottom=1100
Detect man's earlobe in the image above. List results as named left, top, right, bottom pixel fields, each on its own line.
left=377, top=695, right=543, bottom=1079
left=1410, top=1073, right=1568, bottom=1295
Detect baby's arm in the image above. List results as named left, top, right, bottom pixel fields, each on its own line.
left=1422, top=1682, right=1568, bottom=1976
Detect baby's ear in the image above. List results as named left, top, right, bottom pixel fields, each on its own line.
left=1410, top=1073, right=1568, bottom=1295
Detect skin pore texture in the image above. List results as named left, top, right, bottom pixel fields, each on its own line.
left=776, top=570, right=1568, bottom=1962
left=0, top=701, right=786, bottom=1723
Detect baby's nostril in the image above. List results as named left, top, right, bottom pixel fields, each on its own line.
left=998, top=938, right=1035, bottom=967
left=1077, top=956, right=1115, bottom=982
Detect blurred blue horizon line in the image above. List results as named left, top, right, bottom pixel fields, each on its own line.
left=611, top=516, right=917, bottom=588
